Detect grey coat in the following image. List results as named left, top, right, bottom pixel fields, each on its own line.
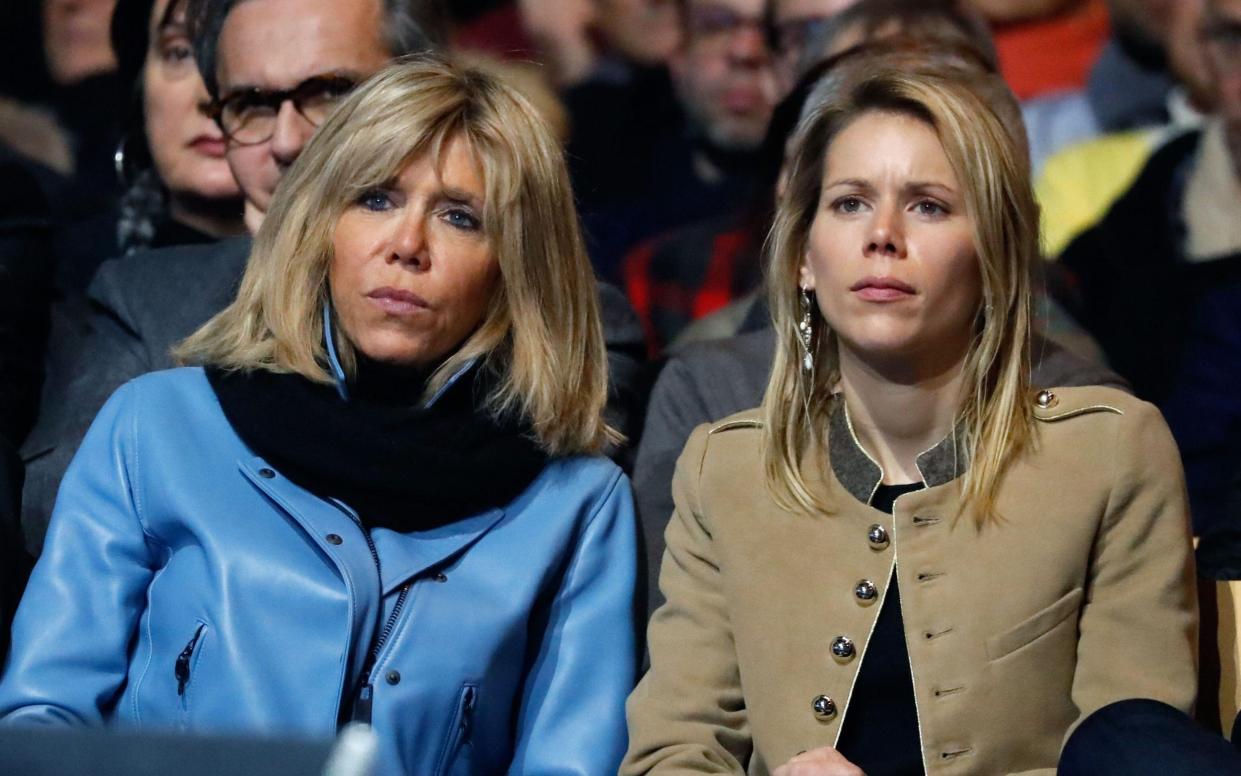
left=21, top=236, right=648, bottom=554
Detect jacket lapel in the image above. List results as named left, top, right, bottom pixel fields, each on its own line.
left=368, top=507, right=507, bottom=595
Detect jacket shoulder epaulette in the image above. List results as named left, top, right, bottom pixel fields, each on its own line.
left=1031, top=385, right=1128, bottom=423
left=707, top=408, right=763, bottom=435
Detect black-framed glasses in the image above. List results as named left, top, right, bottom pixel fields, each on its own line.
left=685, top=3, right=768, bottom=50
left=207, top=73, right=359, bottom=146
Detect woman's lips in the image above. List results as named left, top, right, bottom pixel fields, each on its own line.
left=189, top=136, right=228, bottom=158
left=850, top=276, right=916, bottom=302
left=367, top=287, right=431, bottom=316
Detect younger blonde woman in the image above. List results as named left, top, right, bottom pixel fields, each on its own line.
left=624, top=57, right=1196, bottom=775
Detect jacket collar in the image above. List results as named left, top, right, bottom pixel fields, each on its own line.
left=241, top=455, right=507, bottom=595
left=826, top=397, right=968, bottom=505
left=321, top=301, right=475, bottom=407
left=369, top=508, right=507, bottom=594
left=1183, top=120, right=1241, bottom=262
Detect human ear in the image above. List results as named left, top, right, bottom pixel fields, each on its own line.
left=799, top=258, right=816, bottom=291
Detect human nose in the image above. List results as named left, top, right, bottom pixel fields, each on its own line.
left=269, top=100, right=315, bottom=169
left=728, top=21, right=770, bottom=64
left=864, top=203, right=907, bottom=259
left=387, top=211, right=428, bottom=268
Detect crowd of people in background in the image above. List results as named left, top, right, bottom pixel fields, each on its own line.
left=0, top=0, right=1240, bottom=772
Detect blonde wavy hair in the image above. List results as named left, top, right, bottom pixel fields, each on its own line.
left=763, top=58, right=1038, bottom=521
left=177, top=54, right=617, bottom=455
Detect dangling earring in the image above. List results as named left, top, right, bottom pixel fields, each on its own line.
left=798, top=286, right=815, bottom=374
left=114, top=136, right=130, bottom=186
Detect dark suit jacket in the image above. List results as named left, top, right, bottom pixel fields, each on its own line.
left=21, top=236, right=648, bottom=554
left=0, top=147, right=55, bottom=444
left=0, top=436, right=29, bottom=666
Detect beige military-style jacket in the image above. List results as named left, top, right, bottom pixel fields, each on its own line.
left=623, top=386, right=1198, bottom=775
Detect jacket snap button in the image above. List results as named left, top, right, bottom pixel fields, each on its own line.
left=1035, top=389, right=1058, bottom=409
left=811, top=694, right=837, bottom=720
left=831, top=636, right=856, bottom=662
left=867, top=524, right=889, bottom=550
left=854, top=579, right=878, bottom=604
left=325, top=534, right=343, bottom=545
left=386, top=670, right=401, bottom=685
left=258, top=468, right=275, bottom=479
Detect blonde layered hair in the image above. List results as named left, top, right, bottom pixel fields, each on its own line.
left=763, top=60, right=1038, bottom=521
left=177, top=54, right=616, bottom=455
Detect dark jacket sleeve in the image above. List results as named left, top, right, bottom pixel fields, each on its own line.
left=19, top=237, right=250, bottom=557
left=0, top=154, right=55, bottom=445
left=0, top=437, right=31, bottom=668
left=597, top=281, right=649, bottom=469
left=19, top=263, right=152, bottom=557
left=631, top=329, right=773, bottom=619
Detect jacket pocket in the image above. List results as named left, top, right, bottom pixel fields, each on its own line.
left=175, top=621, right=209, bottom=720
left=986, top=587, right=1083, bottom=661
left=434, top=683, right=478, bottom=776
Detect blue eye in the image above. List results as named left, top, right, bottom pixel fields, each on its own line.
left=916, top=200, right=947, bottom=216
left=833, top=197, right=864, bottom=214
left=442, top=208, right=481, bottom=231
left=357, top=189, right=393, bottom=212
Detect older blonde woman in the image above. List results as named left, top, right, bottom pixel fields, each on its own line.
left=0, top=56, right=637, bottom=775
left=623, top=59, right=1197, bottom=775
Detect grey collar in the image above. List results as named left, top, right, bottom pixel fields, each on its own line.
left=827, top=398, right=969, bottom=505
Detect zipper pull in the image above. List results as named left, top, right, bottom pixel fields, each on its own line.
left=459, top=686, right=476, bottom=745
left=175, top=624, right=206, bottom=696
left=353, top=683, right=373, bottom=725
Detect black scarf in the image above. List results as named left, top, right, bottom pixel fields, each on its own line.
left=206, top=359, right=549, bottom=532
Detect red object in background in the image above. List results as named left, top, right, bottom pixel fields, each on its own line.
left=624, top=226, right=754, bottom=357
left=993, top=0, right=1111, bottom=101
left=452, top=3, right=538, bottom=59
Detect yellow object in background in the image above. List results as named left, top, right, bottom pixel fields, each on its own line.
left=1035, top=128, right=1161, bottom=259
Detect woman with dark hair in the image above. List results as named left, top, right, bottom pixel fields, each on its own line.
left=110, top=0, right=243, bottom=254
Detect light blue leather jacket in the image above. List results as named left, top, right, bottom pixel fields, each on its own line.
left=0, top=367, right=638, bottom=775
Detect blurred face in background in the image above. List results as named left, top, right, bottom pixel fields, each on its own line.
left=771, top=0, right=860, bottom=89
left=1110, top=0, right=1214, bottom=110
left=670, top=0, right=779, bottom=152
left=595, top=0, right=682, bottom=65
left=215, top=0, right=390, bottom=232
left=1204, top=0, right=1241, bottom=178
left=1166, top=0, right=1214, bottom=110
left=144, top=0, right=241, bottom=214
left=1108, top=0, right=1175, bottom=56
left=43, top=0, right=118, bottom=85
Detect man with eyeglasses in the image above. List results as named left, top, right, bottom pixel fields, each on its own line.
left=189, top=0, right=427, bottom=232
left=1057, top=0, right=1241, bottom=566
left=16, top=0, right=649, bottom=555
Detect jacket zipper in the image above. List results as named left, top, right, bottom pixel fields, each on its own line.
left=436, top=685, right=478, bottom=776
left=457, top=685, right=476, bottom=746
left=345, top=512, right=411, bottom=726
left=175, top=623, right=207, bottom=696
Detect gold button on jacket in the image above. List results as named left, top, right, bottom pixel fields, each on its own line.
left=623, top=386, right=1197, bottom=775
